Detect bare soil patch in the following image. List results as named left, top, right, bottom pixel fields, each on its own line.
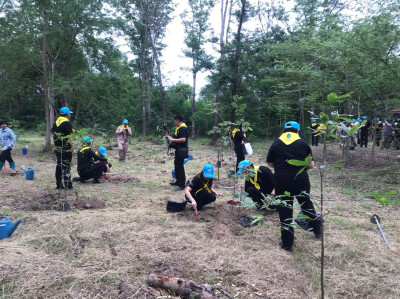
left=108, top=174, right=141, bottom=184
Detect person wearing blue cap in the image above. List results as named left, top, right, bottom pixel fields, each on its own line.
left=310, top=119, right=319, bottom=146
left=115, top=119, right=132, bottom=162
left=52, top=107, right=75, bottom=190
left=237, top=160, right=275, bottom=209
left=267, top=121, right=321, bottom=252
left=0, top=120, right=16, bottom=172
left=184, top=164, right=223, bottom=211
left=360, top=116, right=371, bottom=147
left=77, top=137, right=108, bottom=184
left=95, top=147, right=112, bottom=179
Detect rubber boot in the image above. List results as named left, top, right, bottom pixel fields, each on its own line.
left=9, top=162, right=15, bottom=170
left=0, top=161, right=4, bottom=171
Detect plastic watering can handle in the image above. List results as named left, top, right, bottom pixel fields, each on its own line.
left=0, top=216, right=10, bottom=221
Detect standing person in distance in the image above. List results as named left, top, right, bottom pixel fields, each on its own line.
left=165, top=115, right=189, bottom=191
left=360, top=116, right=371, bottom=148
left=0, top=120, right=17, bottom=171
left=115, top=119, right=132, bottom=162
left=230, top=124, right=246, bottom=172
left=267, top=121, right=321, bottom=252
left=310, top=119, right=319, bottom=146
left=52, top=107, right=75, bottom=190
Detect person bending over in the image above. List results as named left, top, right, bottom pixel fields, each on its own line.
left=185, top=164, right=223, bottom=211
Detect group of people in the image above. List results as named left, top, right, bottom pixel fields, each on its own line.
left=52, top=107, right=132, bottom=190
left=0, top=109, right=340, bottom=252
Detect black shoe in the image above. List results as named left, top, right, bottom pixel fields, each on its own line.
left=93, top=179, right=103, bottom=184
left=169, top=182, right=178, bottom=186
left=315, top=233, right=322, bottom=239
left=279, top=242, right=293, bottom=252
left=174, top=186, right=184, bottom=191
left=55, top=186, right=64, bottom=190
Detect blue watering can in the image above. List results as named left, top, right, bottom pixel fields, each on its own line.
left=23, top=167, right=34, bottom=180
left=0, top=216, right=21, bottom=240
left=171, top=154, right=193, bottom=179
left=22, top=145, right=28, bottom=155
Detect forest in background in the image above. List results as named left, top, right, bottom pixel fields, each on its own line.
left=1, top=0, right=400, bottom=146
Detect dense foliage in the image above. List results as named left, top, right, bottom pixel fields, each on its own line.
left=1, top=0, right=400, bottom=142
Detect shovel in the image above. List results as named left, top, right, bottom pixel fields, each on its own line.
left=370, top=214, right=388, bottom=245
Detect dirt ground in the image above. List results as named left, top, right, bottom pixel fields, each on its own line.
left=1, top=135, right=400, bottom=298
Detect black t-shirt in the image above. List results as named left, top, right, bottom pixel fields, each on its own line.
left=77, top=148, right=107, bottom=172
left=175, top=126, right=188, bottom=148
left=311, top=123, right=319, bottom=136
left=267, top=138, right=313, bottom=173
left=244, top=166, right=275, bottom=194
left=52, top=118, right=73, bottom=149
left=189, top=174, right=213, bottom=197
left=231, top=129, right=244, bottom=147
left=360, top=121, right=371, bottom=134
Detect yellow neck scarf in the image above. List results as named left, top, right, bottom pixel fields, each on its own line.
left=120, top=125, right=130, bottom=130
left=249, top=166, right=260, bottom=190
left=56, top=116, right=69, bottom=127
left=195, top=180, right=211, bottom=195
left=279, top=132, right=301, bottom=145
left=175, top=123, right=187, bottom=136
left=231, top=128, right=240, bottom=138
left=79, top=146, right=91, bottom=153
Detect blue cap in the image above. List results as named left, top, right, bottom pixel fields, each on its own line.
left=123, top=119, right=128, bottom=124
left=357, top=118, right=362, bottom=122
left=352, top=118, right=356, bottom=122
left=377, top=117, right=380, bottom=120
left=203, top=164, right=214, bottom=178
left=237, top=160, right=251, bottom=174
left=284, top=121, right=300, bottom=131
left=312, top=119, right=317, bottom=123
left=362, top=116, right=367, bottom=119
left=98, top=147, right=107, bottom=157
left=60, top=107, right=73, bottom=114
left=82, top=136, right=93, bottom=143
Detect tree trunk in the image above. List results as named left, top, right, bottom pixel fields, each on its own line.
left=212, top=0, right=231, bottom=144
left=191, top=71, right=197, bottom=140
left=230, top=0, right=246, bottom=124
left=42, top=12, right=51, bottom=151
left=149, top=28, right=167, bottom=121
left=147, top=274, right=219, bottom=299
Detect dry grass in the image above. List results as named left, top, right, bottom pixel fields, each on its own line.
left=1, top=135, right=400, bottom=298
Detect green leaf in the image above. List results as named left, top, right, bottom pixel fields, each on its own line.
left=378, top=197, right=389, bottom=206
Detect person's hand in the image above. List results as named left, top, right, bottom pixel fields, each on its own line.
left=72, top=149, right=77, bottom=154
left=165, top=134, right=173, bottom=142
left=7, top=146, right=11, bottom=150
left=216, top=192, right=223, bottom=197
left=191, top=200, right=197, bottom=210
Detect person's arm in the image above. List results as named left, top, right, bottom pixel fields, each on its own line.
left=307, top=160, right=315, bottom=170
left=115, top=126, right=123, bottom=135
left=127, top=127, right=133, bottom=136
left=166, top=136, right=186, bottom=143
left=267, top=162, right=274, bottom=168
left=210, top=187, right=223, bottom=197
left=184, top=186, right=197, bottom=210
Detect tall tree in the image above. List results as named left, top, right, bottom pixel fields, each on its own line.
left=181, top=0, right=214, bottom=139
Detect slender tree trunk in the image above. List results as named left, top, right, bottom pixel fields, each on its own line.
left=230, top=0, right=246, bottom=124
left=212, top=0, right=231, bottom=144
left=42, top=12, right=51, bottom=151
left=149, top=29, right=167, bottom=121
left=191, top=71, right=197, bottom=140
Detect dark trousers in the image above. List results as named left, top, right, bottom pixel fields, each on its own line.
left=175, top=153, right=186, bottom=188
left=55, top=150, right=73, bottom=189
left=246, top=186, right=264, bottom=208
left=186, top=189, right=216, bottom=210
left=79, top=162, right=107, bottom=181
left=311, top=135, right=319, bottom=146
left=235, top=146, right=245, bottom=172
left=0, top=149, right=13, bottom=163
left=360, top=132, right=368, bottom=147
left=275, top=170, right=321, bottom=249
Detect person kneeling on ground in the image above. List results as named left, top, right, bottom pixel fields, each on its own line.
left=95, top=146, right=111, bottom=180
left=77, top=136, right=108, bottom=184
left=236, top=160, right=276, bottom=210
left=185, top=164, right=223, bottom=210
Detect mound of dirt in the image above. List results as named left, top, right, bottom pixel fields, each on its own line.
left=72, top=197, right=106, bottom=209
left=9, top=191, right=106, bottom=211
left=108, top=174, right=141, bottom=184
